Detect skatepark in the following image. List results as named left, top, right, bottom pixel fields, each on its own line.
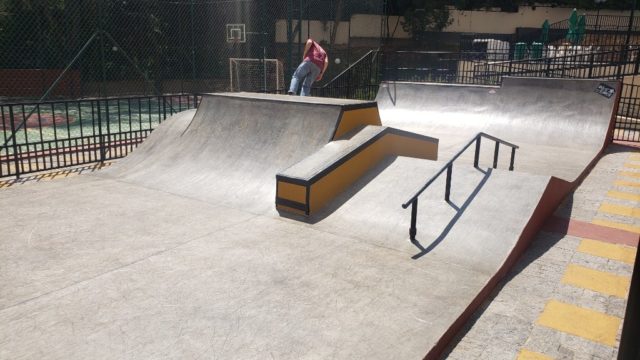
left=2, top=76, right=637, bottom=359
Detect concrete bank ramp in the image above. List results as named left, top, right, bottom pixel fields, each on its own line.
left=353, top=77, right=619, bottom=357
left=377, top=77, right=620, bottom=181
left=102, top=92, right=380, bottom=214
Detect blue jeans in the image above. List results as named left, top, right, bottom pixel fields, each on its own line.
left=289, top=60, right=321, bottom=96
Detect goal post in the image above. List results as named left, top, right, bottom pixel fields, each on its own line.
left=229, top=58, right=285, bottom=93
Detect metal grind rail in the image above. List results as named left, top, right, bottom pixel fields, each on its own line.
left=401, top=132, right=519, bottom=241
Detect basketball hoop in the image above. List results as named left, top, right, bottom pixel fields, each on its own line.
left=226, top=24, right=246, bottom=43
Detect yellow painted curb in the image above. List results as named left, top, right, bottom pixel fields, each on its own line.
left=537, top=300, right=621, bottom=347
left=578, top=239, right=637, bottom=265
left=562, top=264, right=630, bottom=298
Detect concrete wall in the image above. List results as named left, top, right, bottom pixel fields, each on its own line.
left=275, top=7, right=634, bottom=43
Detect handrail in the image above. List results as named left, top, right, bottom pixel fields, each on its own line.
left=401, top=132, right=519, bottom=240
left=321, top=49, right=379, bottom=87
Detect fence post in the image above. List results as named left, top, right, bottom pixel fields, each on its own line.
left=97, top=100, right=104, bottom=163
left=493, top=141, right=500, bottom=169
left=8, top=106, right=21, bottom=178
left=162, top=95, right=167, bottom=120
left=546, top=57, right=551, bottom=78
left=190, top=0, right=197, bottom=92
left=105, top=99, right=111, bottom=160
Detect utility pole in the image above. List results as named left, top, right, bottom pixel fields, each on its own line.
left=287, top=0, right=293, bottom=78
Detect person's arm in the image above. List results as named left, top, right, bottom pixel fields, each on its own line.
left=317, top=56, right=329, bottom=81
left=302, top=39, right=313, bottom=60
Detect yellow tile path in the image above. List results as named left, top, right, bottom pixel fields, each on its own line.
left=592, top=218, right=640, bottom=233
left=577, top=239, right=637, bottom=265
left=599, top=202, right=640, bottom=219
left=562, top=264, right=630, bottom=298
left=619, top=171, right=640, bottom=179
left=614, top=180, right=640, bottom=188
left=607, top=190, right=640, bottom=202
left=537, top=300, right=621, bottom=347
left=517, top=349, right=553, bottom=360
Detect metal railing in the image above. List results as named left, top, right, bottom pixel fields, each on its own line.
left=382, top=48, right=640, bottom=85
left=401, top=133, right=519, bottom=241
left=1, top=93, right=200, bottom=178
left=312, top=49, right=382, bottom=100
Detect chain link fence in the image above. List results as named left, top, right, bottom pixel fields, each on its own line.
left=0, top=0, right=385, bottom=103
left=0, top=0, right=385, bottom=178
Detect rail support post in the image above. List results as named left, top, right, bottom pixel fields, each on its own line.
left=473, top=137, right=481, bottom=168
left=409, top=199, right=418, bottom=241
left=493, top=141, right=499, bottom=169
left=445, top=164, right=452, bottom=202
left=509, top=147, right=516, bottom=171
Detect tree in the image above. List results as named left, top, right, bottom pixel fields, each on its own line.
left=400, top=0, right=454, bottom=36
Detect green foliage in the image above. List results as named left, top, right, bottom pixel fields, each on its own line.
left=401, top=0, right=454, bottom=36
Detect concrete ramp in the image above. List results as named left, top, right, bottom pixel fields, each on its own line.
left=103, top=92, right=380, bottom=214
left=356, top=78, right=620, bottom=357
left=377, top=77, right=620, bottom=181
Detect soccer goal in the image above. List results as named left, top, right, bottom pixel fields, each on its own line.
left=229, top=58, right=285, bottom=93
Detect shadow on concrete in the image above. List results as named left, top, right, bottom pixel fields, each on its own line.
left=439, top=191, right=576, bottom=357
left=411, top=167, right=493, bottom=260
left=384, top=82, right=397, bottom=106
left=0, top=162, right=112, bottom=188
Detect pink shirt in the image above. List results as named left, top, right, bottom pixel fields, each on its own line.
left=304, top=41, right=327, bottom=70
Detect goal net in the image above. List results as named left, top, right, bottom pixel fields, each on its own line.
left=229, top=58, right=285, bottom=92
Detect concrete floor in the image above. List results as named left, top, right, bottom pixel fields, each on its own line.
left=0, top=159, right=549, bottom=359
left=0, top=79, right=625, bottom=359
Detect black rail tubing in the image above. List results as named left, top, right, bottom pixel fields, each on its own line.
left=402, top=132, right=518, bottom=209
left=402, top=132, right=519, bottom=241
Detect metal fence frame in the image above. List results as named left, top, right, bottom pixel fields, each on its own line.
left=1, top=94, right=200, bottom=178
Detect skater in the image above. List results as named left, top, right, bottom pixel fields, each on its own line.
left=288, top=38, right=328, bottom=96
